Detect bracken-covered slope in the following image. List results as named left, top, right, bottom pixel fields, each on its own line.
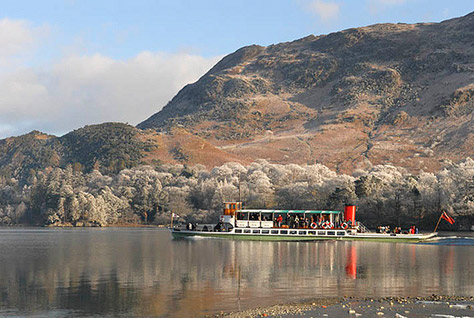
left=138, top=12, right=474, bottom=173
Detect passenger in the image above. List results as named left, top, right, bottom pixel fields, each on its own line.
left=295, top=216, right=299, bottom=228
left=318, top=217, right=323, bottom=228
left=277, top=215, right=283, bottom=227
left=415, top=227, right=419, bottom=234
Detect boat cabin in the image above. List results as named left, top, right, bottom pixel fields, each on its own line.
left=235, top=209, right=343, bottom=229
left=221, top=202, right=356, bottom=230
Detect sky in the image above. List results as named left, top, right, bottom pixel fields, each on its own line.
left=0, top=0, right=472, bottom=138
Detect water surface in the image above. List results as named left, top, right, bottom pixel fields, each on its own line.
left=0, top=228, right=472, bottom=317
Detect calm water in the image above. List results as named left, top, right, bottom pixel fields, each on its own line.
left=0, top=228, right=473, bottom=317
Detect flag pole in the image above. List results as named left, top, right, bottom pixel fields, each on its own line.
left=170, top=212, right=173, bottom=229
left=433, top=212, right=443, bottom=233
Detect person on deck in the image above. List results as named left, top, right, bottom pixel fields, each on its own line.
left=277, top=215, right=283, bottom=227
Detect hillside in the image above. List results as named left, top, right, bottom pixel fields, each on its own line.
left=138, top=12, right=474, bottom=173
left=0, top=14, right=473, bottom=228
left=0, top=123, right=145, bottom=180
left=0, top=123, right=247, bottom=182
left=1, top=13, right=473, bottom=179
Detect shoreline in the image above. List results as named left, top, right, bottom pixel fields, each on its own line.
left=216, top=295, right=474, bottom=318
left=0, top=223, right=164, bottom=228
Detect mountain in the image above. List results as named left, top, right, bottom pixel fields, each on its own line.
left=138, top=12, right=474, bottom=173
left=0, top=124, right=144, bottom=180
left=0, top=123, right=247, bottom=182
left=1, top=13, right=473, bottom=179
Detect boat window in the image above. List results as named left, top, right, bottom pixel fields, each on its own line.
left=298, top=231, right=306, bottom=235
left=327, top=231, right=335, bottom=235
left=249, top=212, right=260, bottom=221
left=237, top=212, right=248, bottom=220
left=308, top=231, right=316, bottom=235
left=252, top=230, right=260, bottom=234
left=317, top=231, right=326, bottom=235
left=271, top=230, right=279, bottom=234
left=235, top=229, right=242, bottom=233
left=337, top=231, right=346, bottom=236
left=290, top=231, right=297, bottom=235
left=280, top=230, right=288, bottom=235
left=262, top=230, right=269, bottom=234
left=262, top=212, right=272, bottom=222
left=244, top=229, right=251, bottom=234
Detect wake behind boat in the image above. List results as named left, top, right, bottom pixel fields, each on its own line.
left=170, top=202, right=437, bottom=242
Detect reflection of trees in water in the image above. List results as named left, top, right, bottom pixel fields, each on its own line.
left=0, top=229, right=472, bottom=316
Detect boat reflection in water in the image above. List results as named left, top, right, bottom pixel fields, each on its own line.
left=0, top=229, right=472, bottom=317
left=345, top=245, right=358, bottom=279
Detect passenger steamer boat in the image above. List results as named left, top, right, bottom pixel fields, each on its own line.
left=170, top=202, right=437, bottom=242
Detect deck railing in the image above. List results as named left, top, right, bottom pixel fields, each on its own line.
left=357, top=222, right=371, bottom=233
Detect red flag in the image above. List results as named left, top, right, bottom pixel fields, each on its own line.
left=441, top=211, right=455, bottom=224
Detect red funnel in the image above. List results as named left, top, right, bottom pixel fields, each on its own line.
left=344, top=205, right=356, bottom=224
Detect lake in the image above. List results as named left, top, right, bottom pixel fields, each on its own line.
left=0, top=228, right=473, bottom=317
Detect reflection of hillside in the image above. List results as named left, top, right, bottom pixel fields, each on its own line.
left=0, top=229, right=472, bottom=316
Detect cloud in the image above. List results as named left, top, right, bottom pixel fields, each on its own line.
left=0, top=51, right=220, bottom=138
left=308, top=0, right=341, bottom=22
left=0, top=18, right=49, bottom=69
left=368, top=0, right=407, bottom=15
left=0, top=18, right=221, bottom=139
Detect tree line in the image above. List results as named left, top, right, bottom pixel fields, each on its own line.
left=0, top=158, right=472, bottom=230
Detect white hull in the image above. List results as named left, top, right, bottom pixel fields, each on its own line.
left=171, top=228, right=437, bottom=242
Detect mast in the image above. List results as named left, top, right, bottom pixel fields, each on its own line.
left=238, top=173, right=242, bottom=203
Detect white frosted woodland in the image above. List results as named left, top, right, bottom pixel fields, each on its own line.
left=0, top=158, right=471, bottom=229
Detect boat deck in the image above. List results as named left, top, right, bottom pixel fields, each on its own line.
left=171, top=228, right=437, bottom=242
